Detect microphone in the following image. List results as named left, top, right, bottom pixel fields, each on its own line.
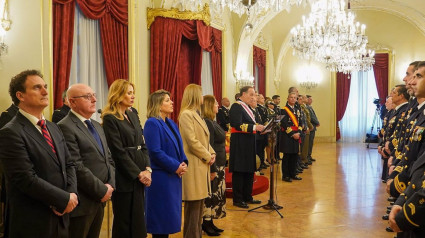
left=97, top=109, right=102, bottom=114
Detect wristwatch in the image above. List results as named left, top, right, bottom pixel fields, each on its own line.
left=146, top=167, right=152, bottom=173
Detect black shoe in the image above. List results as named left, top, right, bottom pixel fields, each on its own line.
left=382, top=179, right=387, bottom=183
left=307, top=161, right=313, bottom=165
left=386, top=226, right=394, bottom=232
left=387, top=197, right=396, bottom=202
left=310, top=158, right=316, bottom=161
left=386, top=209, right=391, bottom=214
left=301, top=164, right=308, bottom=169
left=202, top=220, right=220, bottom=236
left=247, top=199, right=261, bottom=204
left=282, top=177, right=292, bottom=182
left=387, top=206, right=393, bottom=210
left=233, top=201, right=249, bottom=209
left=296, top=169, right=303, bottom=174
left=292, top=176, right=302, bottom=180
left=211, top=220, right=224, bottom=233
left=256, top=170, right=265, bottom=175
left=389, top=202, right=394, bottom=205
left=382, top=214, right=389, bottom=220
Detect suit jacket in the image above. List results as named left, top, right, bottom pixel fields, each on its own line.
left=0, top=104, right=18, bottom=129
left=102, top=110, right=150, bottom=193
left=204, top=118, right=226, bottom=173
left=229, top=101, right=257, bottom=173
left=0, top=112, right=77, bottom=238
left=144, top=117, right=187, bottom=234
left=58, top=112, right=115, bottom=217
left=52, top=104, right=71, bottom=123
left=216, top=106, right=230, bottom=131
left=179, top=109, right=215, bottom=201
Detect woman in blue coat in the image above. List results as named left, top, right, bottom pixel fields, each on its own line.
left=144, top=90, right=188, bottom=238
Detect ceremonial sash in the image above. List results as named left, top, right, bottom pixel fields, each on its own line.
left=283, top=106, right=298, bottom=128
left=238, top=101, right=256, bottom=123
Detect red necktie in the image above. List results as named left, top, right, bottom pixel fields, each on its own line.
left=37, top=120, right=56, bottom=154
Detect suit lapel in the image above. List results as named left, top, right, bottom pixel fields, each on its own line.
left=17, top=114, right=60, bottom=166
left=70, top=113, right=104, bottom=156
left=159, top=118, right=180, bottom=155
left=192, top=111, right=209, bottom=135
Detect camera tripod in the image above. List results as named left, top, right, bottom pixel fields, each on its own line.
left=366, top=104, right=381, bottom=148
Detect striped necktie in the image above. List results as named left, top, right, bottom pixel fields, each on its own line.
left=37, top=120, right=56, bottom=154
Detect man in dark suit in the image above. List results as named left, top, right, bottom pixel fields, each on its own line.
left=52, top=89, right=71, bottom=123
left=229, top=86, right=265, bottom=209
left=217, top=97, right=230, bottom=131
left=58, top=84, right=115, bottom=238
left=0, top=103, right=18, bottom=237
left=279, top=92, right=303, bottom=182
left=0, top=70, right=78, bottom=237
left=306, top=95, right=319, bottom=163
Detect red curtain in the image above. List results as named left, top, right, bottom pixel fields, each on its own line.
left=52, top=0, right=128, bottom=109
left=336, top=72, right=351, bottom=141
left=373, top=53, right=389, bottom=104
left=150, top=17, right=222, bottom=121
left=253, top=46, right=266, bottom=96
left=52, top=0, right=75, bottom=109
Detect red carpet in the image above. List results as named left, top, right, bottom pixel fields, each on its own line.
left=224, top=168, right=269, bottom=198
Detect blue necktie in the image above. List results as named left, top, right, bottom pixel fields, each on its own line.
left=85, top=120, right=104, bottom=155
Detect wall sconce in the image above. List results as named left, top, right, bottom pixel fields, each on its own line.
left=0, top=0, right=11, bottom=57
left=234, top=70, right=254, bottom=89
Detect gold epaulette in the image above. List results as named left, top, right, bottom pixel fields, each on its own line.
left=392, top=138, right=398, bottom=147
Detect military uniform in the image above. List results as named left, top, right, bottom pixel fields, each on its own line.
left=229, top=100, right=258, bottom=204
left=279, top=103, right=302, bottom=180
left=51, top=104, right=71, bottom=123
left=217, top=105, right=230, bottom=131
left=307, top=104, right=319, bottom=162
left=300, top=104, right=313, bottom=165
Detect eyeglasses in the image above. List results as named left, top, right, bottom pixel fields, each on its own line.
left=72, top=93, right=96, bottom=100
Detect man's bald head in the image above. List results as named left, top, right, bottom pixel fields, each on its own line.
left=67, top=84, right=97, bottom=119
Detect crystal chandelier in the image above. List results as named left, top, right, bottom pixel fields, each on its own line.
left=182, top=0, right=305, bottom=17
left=289, top=0, right=375, bottom=73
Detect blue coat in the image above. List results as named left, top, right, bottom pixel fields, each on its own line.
left=144, top=117, right=188, bottom=234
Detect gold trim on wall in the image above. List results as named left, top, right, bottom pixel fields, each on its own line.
left=147, top=4, right=210, bottom=29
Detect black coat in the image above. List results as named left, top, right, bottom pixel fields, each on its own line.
left=0, top=112, right=77, bottom=238
left=217, top=106, right=230, bottom=131
left=0, top=104, right=18, bottom=129
left=102, top=110, right=150, bottom=238
left=279, top=103, right=302, bottom=154
left=52, top=104, right=71, bottom=123
left=58, top=112, right=115, bottom=218
left=205, top=118, right=226, bottom=173
left=229, top=101, right=256, bottom=173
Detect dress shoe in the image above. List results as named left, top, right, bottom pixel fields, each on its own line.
left=387, top=206, right=393, bottom=210
left=310, top=158, right=316, bottom=161
left=382, top=214, right=389, bottom=220
left=301, top=164, right=308, bottom=169
left=247, top=199, right=261, bottom=204
left=202, top=220, right=220, bottom=236
left=389, top=202, right=394, bottom=205
left=296, top=169, right=303, bottom=174
left=381, top=179, right=387, bottom=183
left=387, top=197, right=396, bottom=202
left=307, top=161, right=313, bottom=165
left=386, top=209, right=391, bottom=214
left=282, top=177, right=292, bottom=182
left=386, top=226, right=394, bottom=232
left=233, top=201, right=249, bottom=209
left=211, top=220, right=224, bottom=233
left=292, top=176, right=302, bottom=180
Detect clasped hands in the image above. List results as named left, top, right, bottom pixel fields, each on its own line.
left=101, top=183, right=114, bottom=202
left=138, top=170, right=152, bottom=187
left=176, top=162, right=188, bottom=177
left=52, top=192, right=78, bottom=216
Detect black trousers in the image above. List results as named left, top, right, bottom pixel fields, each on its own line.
left=256, top=135, right=268, bottom=164
left=232, top=172, right=254, bottom=203
left=282, top=153, right=297, bottom=178
left=381, top=157, right=388, bottom=181
left=69, top=203, right=105, bottom=238
left=308, top=130, right=316, bottom=159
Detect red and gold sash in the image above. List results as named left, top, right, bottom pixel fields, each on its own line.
left=283, top=106, right=299, bottom=128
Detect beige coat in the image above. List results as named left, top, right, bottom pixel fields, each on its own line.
left=179, top=109, right=215, bottom=201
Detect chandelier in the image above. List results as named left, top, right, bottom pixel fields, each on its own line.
left=289, top=0, right=375, bottom=73
left=182, top=0, right=305, bottom=17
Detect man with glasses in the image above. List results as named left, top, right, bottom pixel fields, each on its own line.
left=0, top=70, right=78, bottom=237
left=58, top=84, right=115, bottom=238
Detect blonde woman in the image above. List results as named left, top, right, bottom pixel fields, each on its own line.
left=144, top=90, right=188, bottom=238
left=101, top=79, right=151, bottom=238
left=201, top=95, right=227, bottom=236
left=179, top=84, right=216, bottom=238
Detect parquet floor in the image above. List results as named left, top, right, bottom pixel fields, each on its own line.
left=101, top=142, right=392, bottom=238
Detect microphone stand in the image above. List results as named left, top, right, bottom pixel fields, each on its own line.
left=248, top=115, right=284, bottom=218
